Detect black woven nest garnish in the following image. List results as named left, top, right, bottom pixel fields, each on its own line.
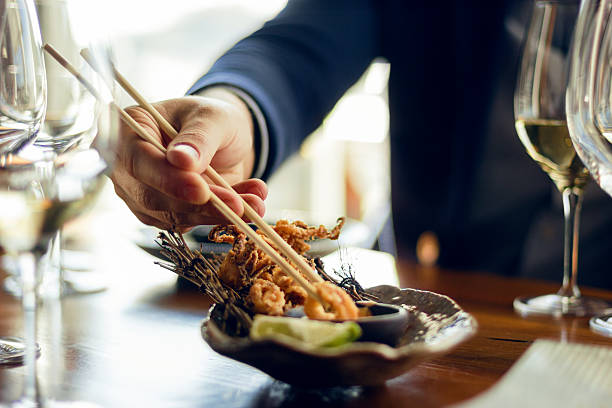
left=154, top=229, right=252, bottom=336
left=314, top=257, right=379, bottom=302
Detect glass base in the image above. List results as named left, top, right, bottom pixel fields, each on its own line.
left=60, top=271, right=107, bottom=296
left=3, top=249, right=107, bottom=298
left=589, top=313, right=612, bottom=337
left=3, top=274, right=106, bottom=297
left=513, top=294, right=612, bottom=317
left=3, top=275, right=22, bottom=298
left=0, top=337, right=39, bottom=366
left=59, top=249, right=107, bottom=295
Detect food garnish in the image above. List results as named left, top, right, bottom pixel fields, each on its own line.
left=250, top=315, right=362, bottom=348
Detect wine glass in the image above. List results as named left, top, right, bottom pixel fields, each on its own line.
left=34, top=0, right=106, bottom=297
left=34, top=0, right=96, bottom=154
left=566, top=0, right=612, bottom=335
left=0, top=0, right=46, bottom=366
left=0, top=0, right=45, bottom=158
left=513, top=0, right=612, bottom=316
left=0, top=3, right=117, bottom=406
left=2, top=0, right=105, bottom=299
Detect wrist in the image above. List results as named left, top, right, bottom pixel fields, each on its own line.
left=195, top=86, right=269, bottom=180
left=198, top=87, right=255, bottom=179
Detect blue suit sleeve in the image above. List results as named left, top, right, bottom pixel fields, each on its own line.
left=188, top=0, right=380, bottom=179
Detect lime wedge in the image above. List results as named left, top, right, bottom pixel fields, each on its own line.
left=250, top=315, right=362, bottom=348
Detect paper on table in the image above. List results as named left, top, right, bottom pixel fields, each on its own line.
left=455, top=339, right=612, bottom=408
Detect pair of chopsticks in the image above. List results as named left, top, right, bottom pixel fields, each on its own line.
left=42, top=43, right=326, bottom=305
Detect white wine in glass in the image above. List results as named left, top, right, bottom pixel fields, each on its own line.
left=514, top=118, right=589, bottom=192
left=513, top=0, right=612, bottom=316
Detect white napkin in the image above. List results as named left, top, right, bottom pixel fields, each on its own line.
left=456, top=339, right=612, bottom=408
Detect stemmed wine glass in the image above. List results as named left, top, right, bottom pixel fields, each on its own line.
left=0, top=1, right=118, bottom=405
left=0, top=0, right=46, bottom=366
left=34, top=0, right=106, bottom=297
left=566, top=0, right=612, bottom=335
left=2, top=0, right=105, bottom=299
left=514, top=0, right=612, bottom=316
left=0, top=0, right=45, bottom=158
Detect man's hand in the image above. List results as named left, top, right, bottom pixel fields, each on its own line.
left=111, top=88, right=267, bottom=231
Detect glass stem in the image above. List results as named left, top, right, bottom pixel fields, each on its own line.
left=48, top=230, right=63, bottom=299
left=558, top=187, right=583, bottom=299
left=19, top=250, right=44, bottom=406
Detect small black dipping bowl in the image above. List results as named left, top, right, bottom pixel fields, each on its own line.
left=352, top=301, right=410, bottom=346
left=286, top=301, right=410, bottom=346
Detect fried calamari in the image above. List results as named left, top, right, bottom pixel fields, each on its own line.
left=209, top=218, right=346, bottom=315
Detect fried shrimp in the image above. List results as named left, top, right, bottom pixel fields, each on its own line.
left=304, top=281, right=359, bottom=320
left=249, top=278, right=285, bottom=315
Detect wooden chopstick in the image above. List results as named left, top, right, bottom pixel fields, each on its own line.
left=79, top=49, right=324, bottom=285
left=42, top=43, right=324, bottom=305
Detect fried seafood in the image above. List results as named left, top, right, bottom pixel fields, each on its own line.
left=216, top=232, right=258, bottom=290
left=211, top=225, right=272, bottom=290
left=271, top=268, right=308, bottom=309
left=273, top=218, right=345, bottom=255
left=209, top=218, right=351, bottom=317
left=304, top=281, right=359, bottom=320
left=249, top=278, right=285, bottom=316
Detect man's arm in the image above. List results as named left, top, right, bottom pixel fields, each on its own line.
left=110, top=0, right=379, bottom=230
left=188, top=0, right=381, bottom=179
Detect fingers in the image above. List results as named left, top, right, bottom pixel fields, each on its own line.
left=114, top=97, right=265, bottom=230
left=241, top=193, right=266, bottom=218
left=117, top=126, right=211, bottom=204
left=112, top=175, right=266, bottom=230
left=129, top=148, right=210, bottom=204
left=232, top=178, right=268, bottom=200
left=127, top=196, right=265, bottom=230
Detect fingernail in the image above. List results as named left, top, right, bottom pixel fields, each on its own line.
left=171, top=144, right=199, bottom=161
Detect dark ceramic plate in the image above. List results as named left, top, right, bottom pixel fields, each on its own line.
left=201, top=285, right=477, bottom=387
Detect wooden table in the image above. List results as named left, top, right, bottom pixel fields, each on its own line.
left=1, top=231, right=611, bottom=408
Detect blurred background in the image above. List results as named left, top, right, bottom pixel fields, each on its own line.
left=89, top=0, right=392, bottom=252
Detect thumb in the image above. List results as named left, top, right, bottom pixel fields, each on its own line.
left=166, top=142, right=201, bottom=171
left=166, top=121, right=220, bottom=173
